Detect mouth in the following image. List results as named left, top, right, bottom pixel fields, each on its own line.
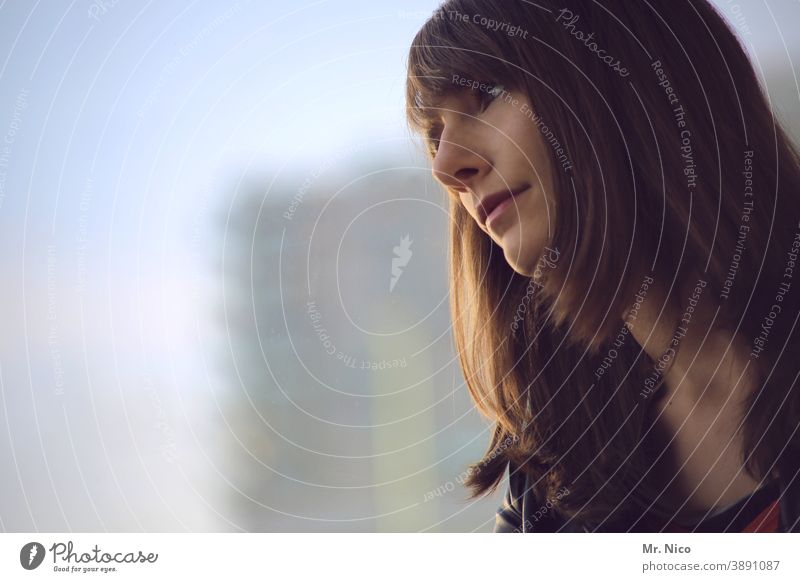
left=477, top=186, right=529, bottom=228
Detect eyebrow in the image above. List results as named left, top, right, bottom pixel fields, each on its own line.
left=426, top=89, right=474, bottom=117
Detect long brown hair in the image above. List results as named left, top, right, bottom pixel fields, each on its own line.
left=406, top=0, right=800, bottom=528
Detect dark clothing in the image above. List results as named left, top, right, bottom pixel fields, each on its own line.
left=658, top=479, right=780, bottom=532
left=493, top=462, right=800, bottom=532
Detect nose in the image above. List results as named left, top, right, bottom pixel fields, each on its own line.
left=431, top=129, right=488, bottom=194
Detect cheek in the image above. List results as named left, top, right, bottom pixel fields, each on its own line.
left=509, top=128, right=543, bottom=167
left=499, top=103, right=550, bottom=171
left=508, top=130, right=555, bottom=198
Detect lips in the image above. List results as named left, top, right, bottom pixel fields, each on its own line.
left=477, top=186, right=528, bottom=227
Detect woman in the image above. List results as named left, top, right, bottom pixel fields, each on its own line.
left=405, top=0, right=800, bottom=532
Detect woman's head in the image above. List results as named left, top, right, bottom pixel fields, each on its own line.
left=407, top=0, right=794, bottom=349
left=406, top=0, right=800, bottom=527
left=427, top=85, right=555, bottom=276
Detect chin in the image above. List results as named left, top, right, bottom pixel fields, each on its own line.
left=503, top=237, right=553, bottom=278
left=503, top=245, right=538, bottom=277
left=495, top=221, right=551, bottom=276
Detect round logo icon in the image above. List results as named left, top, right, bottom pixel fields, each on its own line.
left=20, top=542, right=46, bottom=570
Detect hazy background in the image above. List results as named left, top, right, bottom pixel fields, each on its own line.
left=0, top=0, right=798, bottom=532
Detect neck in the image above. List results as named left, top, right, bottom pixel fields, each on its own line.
left=627, top=280, right=757, bottom=409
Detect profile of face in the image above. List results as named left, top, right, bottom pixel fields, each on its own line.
left=430, top=85, right=555, bottom=276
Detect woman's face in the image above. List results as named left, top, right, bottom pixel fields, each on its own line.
left=430, top=85, right=555, bottom=276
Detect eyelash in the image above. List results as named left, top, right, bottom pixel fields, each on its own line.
left=426, top=82, right=505, bottom=153
left=477, top=82, right=505, bottom=110
left=426, top=124, right=442, bottom=154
